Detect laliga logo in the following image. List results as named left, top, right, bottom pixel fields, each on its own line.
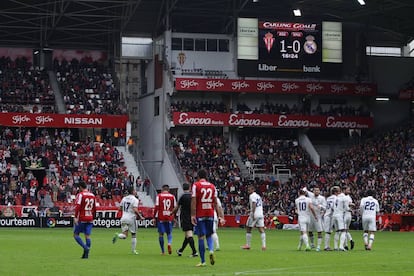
left=257, top=82, right=275, bottom=91
left=281, top=83, right=300, bottom=92
left=179, top=79, right=199, bottom=89
left=231, top=81, right=249, bottom=91
left=355, top=85, right=371, bottom=94
left=12, top=115, right=30, bottom=124
left=206, top=80, right=225, bottom=89
left=331, top=84, right=347, bottom=93
left=306, top=83, right=324, bottom=93
left=47, top=218, right=56, bottom=228
left=35, top=115, right=54, bottom=125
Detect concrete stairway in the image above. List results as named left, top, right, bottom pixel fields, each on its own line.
left=229, top=142, right=250, bottom=179
left=116, top=146, right=154, bottom=207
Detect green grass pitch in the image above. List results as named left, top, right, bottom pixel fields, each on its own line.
left=0, top=227, right=412, bottom=276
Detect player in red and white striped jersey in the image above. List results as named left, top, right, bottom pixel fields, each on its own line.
left=154, top=184, right=177, bottom=255
left=73, top=181, right=96, bottom=259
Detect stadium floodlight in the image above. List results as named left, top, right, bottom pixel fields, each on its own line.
left=357, top=0, right=366, bottom=5
left=293, top=9, right=302, bottom=17
left=375, top=97, right=389, bottom=101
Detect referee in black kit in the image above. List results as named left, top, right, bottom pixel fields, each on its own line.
left=171, top=183, right=198, bottom=257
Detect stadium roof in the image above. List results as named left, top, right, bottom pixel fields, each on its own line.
left=0, top=0, right=412, bottom=51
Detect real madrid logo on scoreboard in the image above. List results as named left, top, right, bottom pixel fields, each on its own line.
left=303, top=35, right=317, bottom=54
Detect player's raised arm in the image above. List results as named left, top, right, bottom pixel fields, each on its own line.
left=302, top=187, right=314, bottom=198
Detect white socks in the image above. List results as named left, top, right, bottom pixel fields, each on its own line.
left=261, top=232, right=266, bottom=247
left=246, top=233, right=252, bottom=246
left=212, top=233, right=220, bottom=249
left=131, top=237, right=137, bottom=251
left=324, top=233, right=331, bottom=249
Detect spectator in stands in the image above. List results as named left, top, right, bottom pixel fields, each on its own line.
left=381, top=215, right=393, bottom=231
left=28, top=206, right=37, bottom=218
left=29, top=185, right=37, bottom=204
left=135, top=176, right=142, bottom=192
left=143, top=178, right=150, bottom=195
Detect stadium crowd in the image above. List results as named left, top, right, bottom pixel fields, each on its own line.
left=170, top=100, right=228, bottom=113
left=54, top=57, right=125, bottom=115
left=0, top=56, right=126, bottom=115
left=170, top=100, right=371, bottom=117
left=0, top=126, right=141, bottom=209
left=238, top=132, right=312, bottom=174
left=0, top=56, right=55, bottom=113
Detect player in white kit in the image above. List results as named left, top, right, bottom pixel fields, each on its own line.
left=323, top=186, right=338, bottom=251
left=212, top=197, right=222, bottom=251
left=303, top=187, right=326, bottom=251
left=360, top=190, right=380, bottom=250
left=343, top=186, right=355, bottom=250
left=112, top=187, right=144, bottom=254
left=332, top=186, right=348, bottom=251
left=295, top=189, right=317, bottom=251
left=241, top=185, right=266, bottom=251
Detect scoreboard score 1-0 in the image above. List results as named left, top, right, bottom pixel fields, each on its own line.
left=237, top=18, right=342, bottom=78
left=258, top=21, right=322, bottom=73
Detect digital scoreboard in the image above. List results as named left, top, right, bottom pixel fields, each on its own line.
left=258, top=21, right=321, bottom=73
left=237, top=18, right=342, bottom=78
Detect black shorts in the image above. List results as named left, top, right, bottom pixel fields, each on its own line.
left=181, top=217, right=193, bottom=232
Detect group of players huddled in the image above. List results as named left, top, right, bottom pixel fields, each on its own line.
left=296, top=185, right=379, bottom=252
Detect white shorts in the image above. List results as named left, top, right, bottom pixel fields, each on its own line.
left=213, top=219, right=218, bottom=233
left=120, top=217, right=137, bottom=234
left=344, top=212, right=352, bottom=229
left=333, top=214, right=345, bottom=231
left=246, top=216, right=265, bottom=228
left=362, top=217, right=377, bottom=232
left=298, top=216, right=310, bottom=232
left=309, top=215, right=323, bottom=232
left=323, top=215, right=333, bottom=233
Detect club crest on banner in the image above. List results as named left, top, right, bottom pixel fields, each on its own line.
left=177, top=52, right=186, bottom=68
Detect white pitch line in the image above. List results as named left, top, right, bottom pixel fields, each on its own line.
left=235, top=269, right=414, bottom=275
left=158, top=267, right=414, bottom=276
left=234, top=262, right=414, bottom=276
